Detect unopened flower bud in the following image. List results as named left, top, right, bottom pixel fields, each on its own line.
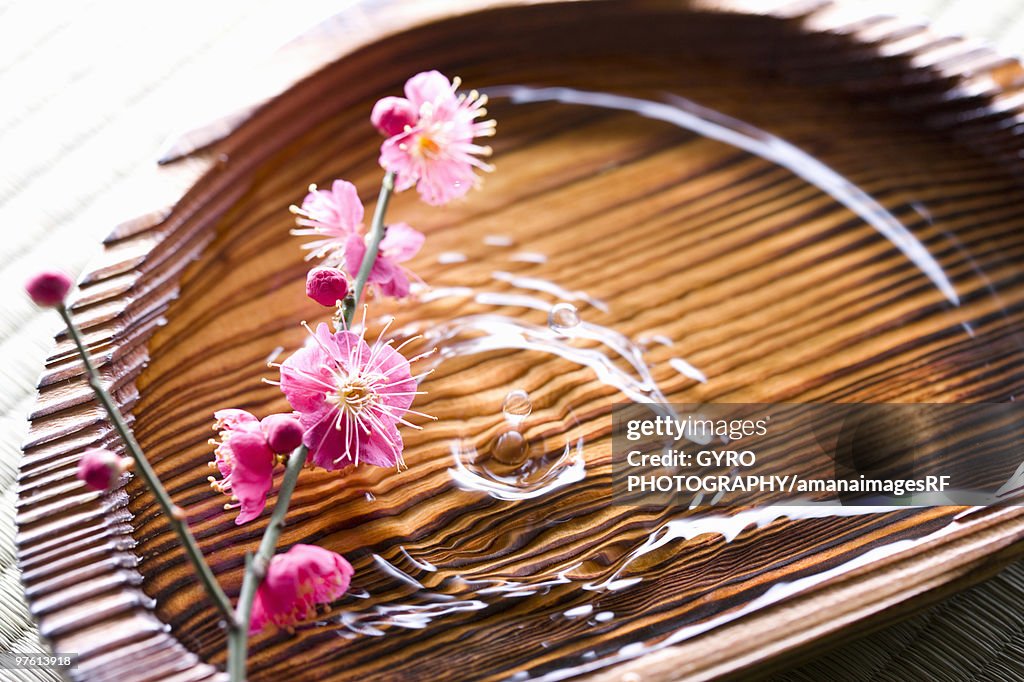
left=306, top=267, right=349, bottom=308
left=77, top=448, right=130, bottom=491
left=370, top=96, right=417, bottom=137
left=261, top=414, right=304, bottom=454
left=25, top=270, right=72, bottom=307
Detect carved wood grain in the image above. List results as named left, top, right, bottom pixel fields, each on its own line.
left=16, top=1, right=1024, bottom=680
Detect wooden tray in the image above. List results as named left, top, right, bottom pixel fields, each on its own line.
left=16, top=1, right=1024, bottom=680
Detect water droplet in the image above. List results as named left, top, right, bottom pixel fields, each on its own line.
left=493, top=430, right=528, bottom=465
left=564, top=604, right=593, bottom=618
left=437, top=251, right=468, bottom=264
left=364, top=491, right=376, bottom=502
left=484, top=234, right=515, bottom=247
left=502, top=389, right=532, bottom=426
left=548, top=303, right=580, bottom=332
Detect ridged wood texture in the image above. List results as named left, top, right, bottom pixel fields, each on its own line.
left=16, top=1, right=1024, bottom=681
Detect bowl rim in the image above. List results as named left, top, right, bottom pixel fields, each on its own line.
left=16, top=1, right=1024, bottom=680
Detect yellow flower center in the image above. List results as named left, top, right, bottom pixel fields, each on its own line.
left=414, top=134, right=440, bottom=158
left=328, top=375, right=377, bottom=417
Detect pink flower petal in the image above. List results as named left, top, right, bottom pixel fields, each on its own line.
left=214, top=409, right=259, bottom=430
left=293, top=179, right=366, bottom=261
left=327, top=180, right=364, bottom=231
left=380, top=135, right=419, bottom=193
left=376, top=270, right=411, bottom=299
left=303, top=409, right=354, bottom=470
left=280, top=343, right=334, bottom=415
left=250, top=544, right=353, bottom=635
left=208, top=409, right=277, bottom=524
left=379, top=222, right=424, bottom=262
left=356, top=420, right=403, bottom=468
left=403, top=70, right=455, bottom=111
left=224, top=431, right=275, bottom=525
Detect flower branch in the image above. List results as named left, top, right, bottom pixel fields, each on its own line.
left=27, top=68, right=495, bottom=682
left=342, top=171, right=395, bottom=326
left=54, top=302, right=236, bottom=626
left=229, top=444, right=308, bottom=681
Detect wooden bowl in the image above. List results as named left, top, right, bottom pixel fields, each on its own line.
left=17, top=1, right=1024, bottom=680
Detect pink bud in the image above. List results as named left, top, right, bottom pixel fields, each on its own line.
left=371, top=96, right=417, bottom=137
left=77, top=448, right=130, bottom=491
left=25, top=270, right=73, bottom=307
left=261, top=414, right=304, bottom=454
left=306, top=267, right=349, bottom=307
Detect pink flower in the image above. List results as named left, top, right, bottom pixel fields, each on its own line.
left=343, top=223, right=424, bottom=299
left=278, top=322, right=427, bottom=470
left=290, top=180, right=364, bottom=262
left=291, top=181, right=423, bottom=299
left=208, top=409, right=276, bottom=525
left=26, top=270, right=73, bottom=307
left=377, top=71, right=496, bottom=206
left=77, top=448, right=129, bottom=491
left=305, top=267, right=349, bottom=307
left=250, top=544, right=353, bottom=634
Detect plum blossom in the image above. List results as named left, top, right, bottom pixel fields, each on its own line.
left=371, top=96, right=416, bottom=137
left=26, top=269, right=72, bottom=307
left=305, top=266, right=349, bottom=307
left=291, top=179, right=423, bottom=299
left=344, top=222, right=424, bottom=299
left=290, top=180, right=364, bottom=262
left=250, top=544, right=353, bottom=634
left=261, top=414, right=304, bottom=454
left=376, top=70, right=496, bottom=205
left=278, top=321, right=431, bottom=471
left=77, top=448, right=130, bottom=491
left=207, top=409, right=276, bottom=525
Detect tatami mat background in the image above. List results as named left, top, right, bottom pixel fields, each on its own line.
left=1, top=1, right=1022, bottom=680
